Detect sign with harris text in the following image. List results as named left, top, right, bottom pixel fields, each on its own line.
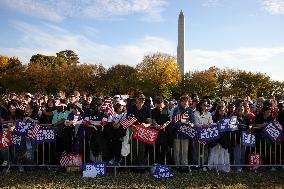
left=197, top=124, right=220, bottom=142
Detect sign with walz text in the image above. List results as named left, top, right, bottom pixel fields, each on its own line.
left=197, top=124, right=220, bottom=142
left=242, top=131, right=256, bottom=147
left=151, top=164, right=174, bottom=179
left=176, top=123, right=197, bottom=139
left=83, top=162, right=106, bottom=178
left=219, top=116, right=238, bottom=132
left=32, top=128, right=57, bottom=144
left=11, top=133, right=24, bottom=146
left=132, top=124, right=159, bottom=144
left=263, top=123, right=282, bottom=142
left=15, top=120, right=33, bottom=136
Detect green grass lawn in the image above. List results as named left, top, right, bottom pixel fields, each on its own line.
left=1, top=169, right=284, bottom=189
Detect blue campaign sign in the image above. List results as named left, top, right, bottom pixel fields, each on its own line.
left=32, top=128, right=57, bottom=144
left=11, top=133, right=24, bottom=146
left=15, top=120, right=33, bottom=136
left=82, top=162, right=106, bottom=178
left=219, top=116, right=238, bottom=132
left=177, top=123, right=197, bottom=139
left=263, top=123, right=282, bottom=142
left=152, top=164, right=174, bottom=179
left=242, top=131, right=256, bottom=147
left=198, top=124, right=220, bottom=142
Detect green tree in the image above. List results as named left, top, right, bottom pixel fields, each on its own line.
left=103, top=64, right=138, bottom=95
left=56, top=50, right=79, bottom=66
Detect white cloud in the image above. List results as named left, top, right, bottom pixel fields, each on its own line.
left=1, top=21, right=174, bottom=66
left=0, top=0, right=168, bottom=22
left=1, top=21, right=284, bottom=81
left=262, top=0, right=284, bottom=15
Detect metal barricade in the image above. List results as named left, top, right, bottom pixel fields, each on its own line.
left=0, top=122, right=283, bottom=175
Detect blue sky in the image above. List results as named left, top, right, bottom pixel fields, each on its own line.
left=0, top=0, right=284, bottom=81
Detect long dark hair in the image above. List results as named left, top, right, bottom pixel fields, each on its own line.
left=196, top=99, right=207, bottom=115
left=212, top=105, right=227, bottom=123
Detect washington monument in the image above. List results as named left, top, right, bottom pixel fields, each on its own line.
left=177, top=10, right=185, bottom=75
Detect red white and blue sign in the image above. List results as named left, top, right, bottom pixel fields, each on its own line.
left=32, top=128, right=57, bottom=144
left=82, top=162, right=106, bottom=178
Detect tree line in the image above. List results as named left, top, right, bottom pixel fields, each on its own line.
left=0, top=50, right=283, bottom=99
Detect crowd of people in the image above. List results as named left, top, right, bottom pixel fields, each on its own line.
left=0, top=91, right=283, bottom=173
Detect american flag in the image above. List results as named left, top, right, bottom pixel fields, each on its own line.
left=104, top=98, right=112, bottom=104
left=60, top=151, right=70, bottom=167
left=107, top=105, right=114, bottom=116
left=159, top=121, right=171, bottom=130
left=16, top=104, right=25, bottom=111
left=27, top=123, right=40, bottom=139
left=174, top=114, right=181, bottom=123
left=120, top=114, right=137, bottom=129
left=101, top=103, right=108, bottom=111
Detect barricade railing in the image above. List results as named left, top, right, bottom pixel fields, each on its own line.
left=0, top=122, right=283, bottom=175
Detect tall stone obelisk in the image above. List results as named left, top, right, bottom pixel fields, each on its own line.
left=177, top=10, right=185, bottom=75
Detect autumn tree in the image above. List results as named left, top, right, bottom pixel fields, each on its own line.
left=136, top=53, right=181, bottom=98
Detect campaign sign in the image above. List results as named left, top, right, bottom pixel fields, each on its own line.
left=248, top=153, right=262, bottom=170
left=242, top=131, right=256, bottom=147
left=177, top=123, right=197, bottom=139
left=198, top=124, right=220, bottom=142
left=263, top=123, right=282, bottom=142
left=0, top=131, right=13, bottom=149
left=32, top=128, right=56, bottom=144
left=15, top=120, right=33, bottom=136
left=83, top=162, right=106, bottom=178
left=219, top=116, right=238, bottom=132
left=11, top=133, right=23, bottom=146
left=132, top=124, right=159, bottom=145
left=151, top=164, right=174, bottom=179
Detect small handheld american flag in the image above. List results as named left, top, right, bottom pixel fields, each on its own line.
left=16, top=104, right=25, bottom=111
left=60, top=151, right=70, bottom=167
left=120, top=114, right=137, bottom=129
left=174, top=114, right=181, bottom=123
left=27, top=123, right=40, bottom=139
left=159, top=121, right=171, bottom=130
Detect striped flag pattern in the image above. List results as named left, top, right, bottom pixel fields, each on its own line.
left=120, top=114, right=137, bottom=129
left=174, top=114, right=181, bottom=123
left=16, top=104, right=25, bottom=111
left=60, top=151, right=70, bottom=167
left=27, top=123, right=40, bottom=139
left=159, top=121, right=171, bottom=130
left=107, top=105, right=114, bottom=117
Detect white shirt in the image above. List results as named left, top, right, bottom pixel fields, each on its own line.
left=194, top=111, right=213, bottom=127
left=110, top=112, right=126, bottom=124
